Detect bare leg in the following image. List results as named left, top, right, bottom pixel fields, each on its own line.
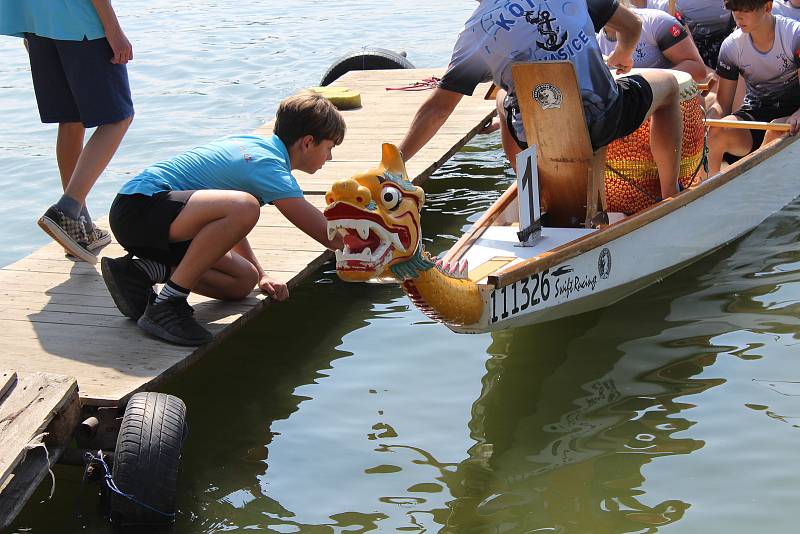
left=706, top=115, right=753, bottom=175
left=167, top=190, right=261, bottom=292
left=56, top=122, right=85, bottom=191
left=62, top=116, right=133, bottom=204
left=639, top=70, right=681, bottom=198
left=495, top=89, right=523, bottom=173
left=194, top=251, right=259, bottom=300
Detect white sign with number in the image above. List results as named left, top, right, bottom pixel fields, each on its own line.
left=516, top=144, right=540, bottom=238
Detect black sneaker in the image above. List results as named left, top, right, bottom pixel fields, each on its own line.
left=101, top=255, right=155, bottom=320
left=137, top=295, right=212, bottom=346
left=38, top=205, right=96, bottom=263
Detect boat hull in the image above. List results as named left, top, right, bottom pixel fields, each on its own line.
left=453, top=137, right=800, bottom=334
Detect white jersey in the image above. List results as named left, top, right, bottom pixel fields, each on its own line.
left=597, top=8, right=688, bottom=69
left=773, top=0, right=800, bottom=23
left=717, top=15, right=800, bottom=108
left=647, top=0, right=731, bottom=36
left=438, top=0, right=618, bottom=125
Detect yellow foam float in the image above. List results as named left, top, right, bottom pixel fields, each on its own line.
left=309, top=86, right=362, bottom=110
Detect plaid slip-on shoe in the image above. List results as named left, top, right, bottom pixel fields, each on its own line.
left=65, top=223, right=113, bottom=259
left=38, top=205, right=97, bottom=264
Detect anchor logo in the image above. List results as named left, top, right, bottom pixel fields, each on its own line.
left=525, top=10, right=568, bottom=52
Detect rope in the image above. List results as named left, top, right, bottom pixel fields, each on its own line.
left=20, top=432, right=55, bottom=499
left=386, top=76, right=440, bottom=91
left=82, top=450, right=176, bottom=519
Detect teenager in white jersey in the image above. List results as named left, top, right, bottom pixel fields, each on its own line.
left=398, top=0, right=683, bottom=200
left=633, top=0, right=735, bottom=67
left=773, top=0, right=800, bottom=21
left=707, top=0, right=800, bottom=174
left=597, top=6, right=707, bottom=81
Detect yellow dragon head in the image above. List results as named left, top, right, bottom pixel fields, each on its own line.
left=324, top=143, right=425, bottom=282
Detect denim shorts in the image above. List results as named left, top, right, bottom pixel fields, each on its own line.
left=25, top=32, right=134, bottom=128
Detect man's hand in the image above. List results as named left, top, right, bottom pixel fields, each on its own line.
left=259, top=275, right=289, bottom=301
left=606, top=48, right=633, bottom=75
left=106, top=27, right=133, bottom=64
left=786, top=112, right=800, bottom=136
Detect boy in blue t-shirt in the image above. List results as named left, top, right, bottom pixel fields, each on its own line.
left=101, top=92, right=345, bottom=346
left=0, top=0, right=135, bottom=263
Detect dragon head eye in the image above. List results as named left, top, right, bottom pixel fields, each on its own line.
left=380, top=186, right=402, bottom=210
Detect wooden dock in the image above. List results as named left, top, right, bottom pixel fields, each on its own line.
left=0, top=68, right=495, bottom=407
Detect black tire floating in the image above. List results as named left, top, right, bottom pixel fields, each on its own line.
left=320, top=47, right=415, bottom=86
left=110, top=392, right=187, bottom=526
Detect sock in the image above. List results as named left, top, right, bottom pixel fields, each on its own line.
left=55, top=195, right=81, bottom=220
left=155, top=280, right=190, bottom=305
left=133, top=258, right=169, bottom=284
left=80, top=205, right=93, bottom=229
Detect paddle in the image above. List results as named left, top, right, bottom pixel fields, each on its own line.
left=703, top=119, right=792, bottom=131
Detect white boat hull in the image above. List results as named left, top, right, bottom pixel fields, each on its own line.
left=453, top=138, right=800, bottom=334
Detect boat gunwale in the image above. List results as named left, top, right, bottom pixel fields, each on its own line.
left=479, top=133, right=799, bottom=288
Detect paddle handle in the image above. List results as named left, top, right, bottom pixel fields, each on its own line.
left=704, top=119, right=792, bottom=132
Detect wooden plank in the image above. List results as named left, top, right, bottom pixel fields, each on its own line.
left=512, top=61, right=595, bottom=227
left=0, top=371, right=16, bottom=402
left=0, top=372, right=77, bottom=487
left=0, top=377, right=79, bottom=531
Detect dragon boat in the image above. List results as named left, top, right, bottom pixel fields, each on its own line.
left=323, top=62, right=800, bottom=333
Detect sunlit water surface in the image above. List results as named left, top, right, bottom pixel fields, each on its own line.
left=3, top=1, right=800, bottom=533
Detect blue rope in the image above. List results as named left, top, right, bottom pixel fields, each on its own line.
left=85, top=450, right=177, bottom=519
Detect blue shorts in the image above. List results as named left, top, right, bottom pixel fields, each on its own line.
left=25, top=33, right=134, bottom=128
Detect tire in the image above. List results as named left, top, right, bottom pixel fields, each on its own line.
left=320, top=47, right=415, bottom=86
left=110, top=392, right=187, bottom=526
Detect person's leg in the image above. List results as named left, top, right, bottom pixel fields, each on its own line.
left=706, top=115, right=753, bottom=174
left=136, top=190, right=261, bottom=345
left=56, top=122, right=85, bottom=190
left=495, top=90, right=524, bottom=173
left=166, top=190, right=261, bottom=291
left=62, top=117, right=132, bottom=204
left=638, top=70, right=682, bottom=198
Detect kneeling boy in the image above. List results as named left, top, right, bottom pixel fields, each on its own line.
left=101, top=92, right=344, bottom=346
left=707, top=0, right=800, bottom=174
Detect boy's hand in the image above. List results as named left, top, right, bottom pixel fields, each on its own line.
left=107, top=28, right=133, bottom=64
left=606, top=49, right=633, bottom=75
left=259, top=275, right=289, bottom=301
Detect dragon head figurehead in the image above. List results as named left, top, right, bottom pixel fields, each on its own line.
left=324, top=143, right=425, bottom=282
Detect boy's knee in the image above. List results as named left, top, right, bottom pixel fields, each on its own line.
left=229, top=193, right=260, bottom=227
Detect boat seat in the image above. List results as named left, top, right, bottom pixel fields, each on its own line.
left=512, top=61, right=607, bottom=228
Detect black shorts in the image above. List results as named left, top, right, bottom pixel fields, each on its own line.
left=589, top=74, right=654, bottom=150
left=733, top=102, right=798, bottom=152
left=25, top=33, right=134, bottom=128
left=504, top=75, right=653, bottom=152
left=109, top=191, right=195, bottom=266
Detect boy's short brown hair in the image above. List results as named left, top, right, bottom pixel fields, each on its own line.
left=273, top=91, right=346, bottom=147
left=723, top=0, right=771, bottom=11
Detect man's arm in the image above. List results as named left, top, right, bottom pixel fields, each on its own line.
left=397, top=88, right=464, bottom=161
left=90, top=0, right=133, bottom=64
left=604, top=4, right=642, bottom=74
left=273, top=197, right=343, bottom=250
left=662, top=37, right=708, bottom=82
left=706, top=76, right=737, bottom=119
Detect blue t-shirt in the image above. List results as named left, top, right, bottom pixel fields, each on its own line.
left=119, top=135, right=305, bottom=206
left=0, top=0, right=105, bottom=40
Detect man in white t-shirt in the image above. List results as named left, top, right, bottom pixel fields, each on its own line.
left=398, top=0, right=684, bottom=201
left=707, top=0, right=800, bottom=174
left=598, top=7, right=707, bottom=80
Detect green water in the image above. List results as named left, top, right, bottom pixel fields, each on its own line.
left=10, top=141, right=800, bottom=532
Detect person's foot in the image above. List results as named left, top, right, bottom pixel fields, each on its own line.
left=101, top=255, right=155, bottom=320
left=137, top=296, right=212, bottom=346
left=38, top=205, right=97, bottom=263
left=66, top=224, right=113, bottom=259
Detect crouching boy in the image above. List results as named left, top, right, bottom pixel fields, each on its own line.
left=101, top=92, right=345, bottom=346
